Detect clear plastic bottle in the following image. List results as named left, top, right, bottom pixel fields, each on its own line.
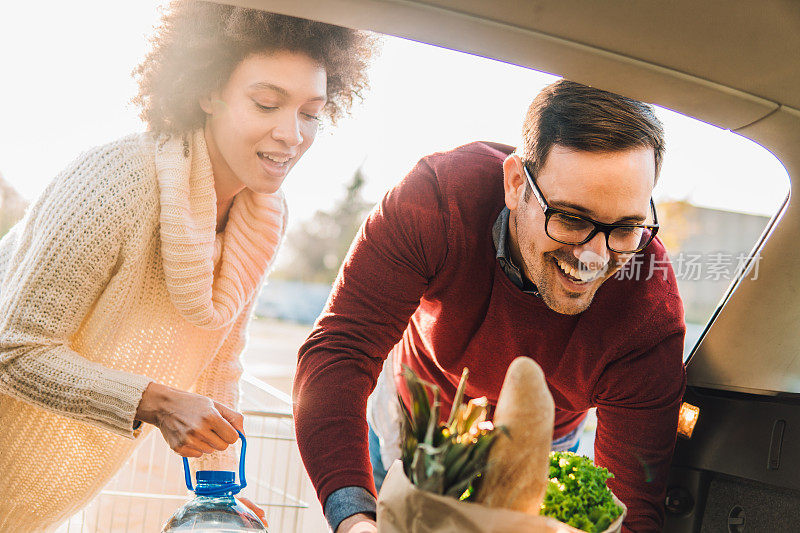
left=161, top=430, right=267, bottom=532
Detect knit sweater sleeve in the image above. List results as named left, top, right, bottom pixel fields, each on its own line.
left=593, top=311, right=687, bottom=533
left=190, top=294, right=256, bottom=472
left=294, top=157, right=448, bottom=506
left=0, top=146, right=154, bottom=438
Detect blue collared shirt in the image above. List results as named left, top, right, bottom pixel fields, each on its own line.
left=492, top=206, right=540, bottom=296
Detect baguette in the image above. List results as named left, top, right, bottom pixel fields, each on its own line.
left=474, top=356, right=555, bottom=513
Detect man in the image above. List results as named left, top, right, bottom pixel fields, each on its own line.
left=294, top=80, right=686, bottom=533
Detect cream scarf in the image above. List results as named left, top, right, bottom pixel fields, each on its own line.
left=156, top=130, right=287, bottom=329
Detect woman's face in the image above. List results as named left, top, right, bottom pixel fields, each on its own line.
left=202, top=50, right=327, bottom=195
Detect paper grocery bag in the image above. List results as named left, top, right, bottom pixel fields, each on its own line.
left=377, top=461, right=573, bottom=533
left=376, top=461, right=625, bottom=533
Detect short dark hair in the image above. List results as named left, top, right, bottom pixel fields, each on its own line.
left=133, top=1, right=377, bottom=134
left=521, top=80, right=665, bottom=187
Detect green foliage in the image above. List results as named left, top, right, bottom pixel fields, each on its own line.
left=0, top=175, right=28, bottom=238
left=273, top=167, right=374, bottom=284
left=400, top=365, right=502, bottom=500
left=540, top=452, right=623, bottom=532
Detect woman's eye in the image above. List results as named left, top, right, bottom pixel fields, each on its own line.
left=302, top=112, right=321, bottom=122
left=254, top=102, right=277, bottom=111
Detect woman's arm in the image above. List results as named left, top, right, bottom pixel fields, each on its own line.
left=0, top=153, right=153, bottom=437
left=0, top=144, right=244, bottom=457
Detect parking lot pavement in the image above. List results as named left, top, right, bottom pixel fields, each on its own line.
left=242, top=317, right=313, bottom=395
left=242, top=318, right=326, bottom=532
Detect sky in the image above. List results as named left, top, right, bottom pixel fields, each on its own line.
left=0, top=1, right=790, bottom=231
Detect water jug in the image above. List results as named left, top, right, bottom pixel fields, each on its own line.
left=161, top=429, right=267, bottom=532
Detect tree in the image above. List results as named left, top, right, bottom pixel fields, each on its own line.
left=274, top=167, right=374, bottom=284
left=655, top=199, right=696, bottom=253
left=0, top=172, right=28, bottom=238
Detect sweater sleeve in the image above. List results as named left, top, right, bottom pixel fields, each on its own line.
left=190, top=294, right=256, bottom=472
left=0, top=154, right=153, bottom=438
left=593, top=326, right=687, bottom=533
left=293, top=158, right=448, bottom=507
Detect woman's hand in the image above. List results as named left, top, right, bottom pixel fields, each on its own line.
left=135, top=382, right=242, bottom=457
left=238, top=497, right=268, bottom=526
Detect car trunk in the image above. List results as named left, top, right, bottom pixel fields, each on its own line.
left=229, top=1, right=800, bottom=530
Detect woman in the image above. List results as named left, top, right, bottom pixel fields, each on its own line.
left=0, top=2, right=375, bottom=531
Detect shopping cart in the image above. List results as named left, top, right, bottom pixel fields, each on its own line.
left=58, top=374, right=310, bottom=533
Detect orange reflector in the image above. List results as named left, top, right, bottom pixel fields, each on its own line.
left=677, top=402, right=700, bottom=439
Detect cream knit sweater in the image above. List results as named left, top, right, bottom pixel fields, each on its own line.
left=0, top=131, right=287, bottom=532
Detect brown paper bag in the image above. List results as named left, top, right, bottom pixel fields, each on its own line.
left=376, top=461, right=626, bottom=533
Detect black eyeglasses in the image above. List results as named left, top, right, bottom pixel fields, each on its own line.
left=522, top=161, right=659, bottom=254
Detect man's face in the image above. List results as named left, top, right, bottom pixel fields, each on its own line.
left=504, top=145, right=656, bottom=315
left=201, top=50, right=327, bottom=195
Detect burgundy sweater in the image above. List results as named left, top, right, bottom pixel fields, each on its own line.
left=294, top=142, right=686, bottom=532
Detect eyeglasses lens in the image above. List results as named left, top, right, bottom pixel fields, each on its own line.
left=546, top=214, right=652, bottom=253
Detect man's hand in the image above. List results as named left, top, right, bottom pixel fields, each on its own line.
left=238, top=497, right=268, bottom=527
left=135, top=382, right=243, bottom=457
left=336, top=513, right=377, bottom=533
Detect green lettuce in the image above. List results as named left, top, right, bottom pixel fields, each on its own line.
left=540, top=452, right=624, bottom=532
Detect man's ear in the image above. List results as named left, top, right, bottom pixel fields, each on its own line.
left=503, top=154, right=527, bottom=211
left=199, top=93, right=217, bottom=115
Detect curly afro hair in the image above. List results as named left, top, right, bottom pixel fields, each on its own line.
left=133, top=1, right=377, bottom=134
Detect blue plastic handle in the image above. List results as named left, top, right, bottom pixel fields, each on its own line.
left=183, top=428, right=247, bottom=493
